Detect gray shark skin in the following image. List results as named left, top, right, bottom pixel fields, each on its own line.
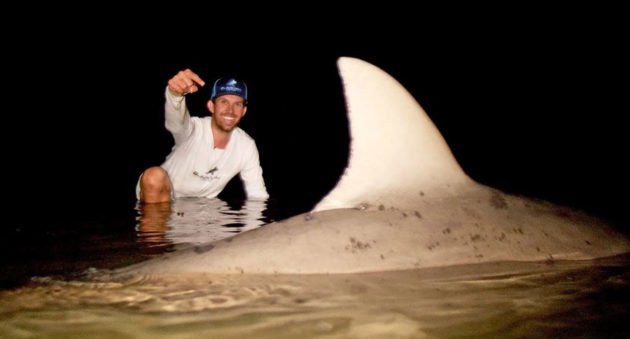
left=119, top=57, right=629, bottom=275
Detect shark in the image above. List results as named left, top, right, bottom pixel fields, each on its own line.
left=117, top=57, right=629, bottom=276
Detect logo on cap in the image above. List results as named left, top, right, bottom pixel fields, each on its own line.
left=211, top=77, right=248, bottom=101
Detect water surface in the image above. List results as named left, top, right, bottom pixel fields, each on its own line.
left=1, top=198, right=628, bottom=338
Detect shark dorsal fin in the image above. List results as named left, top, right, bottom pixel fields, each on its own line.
left=314, top=57, right=471, bottom=212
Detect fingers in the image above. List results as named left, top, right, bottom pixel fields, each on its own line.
left=167, top=69, right=206, bottom=96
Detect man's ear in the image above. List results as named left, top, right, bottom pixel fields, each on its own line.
left=242, top=106, right=248, bottom=117
left=207, top=100, right=214, bottom=113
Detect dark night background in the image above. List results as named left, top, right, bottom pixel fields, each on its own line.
left=3, top=9, right=628, bottom=240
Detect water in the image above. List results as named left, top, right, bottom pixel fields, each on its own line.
left=1, top=198, right=629, bottom=338
left=135, top=198, right=269, bottom=251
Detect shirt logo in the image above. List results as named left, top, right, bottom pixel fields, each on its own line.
left=193, top=167, right=220, bottom=181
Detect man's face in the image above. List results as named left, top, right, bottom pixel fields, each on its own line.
left=210, top=94, right=247, bottom=132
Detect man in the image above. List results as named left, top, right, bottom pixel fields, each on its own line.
left=137, top=69, right=268, bottom=203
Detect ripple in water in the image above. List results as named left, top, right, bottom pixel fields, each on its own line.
left=1, top=255, right=628, bottom=338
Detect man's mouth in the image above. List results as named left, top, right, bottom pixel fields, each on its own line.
left=222, top=115, right=236, bottom=123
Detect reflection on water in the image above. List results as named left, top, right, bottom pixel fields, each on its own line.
left=135, top=198, right=268, bottom=251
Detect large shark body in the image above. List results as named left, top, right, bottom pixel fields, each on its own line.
left=121, top=57, right=629, bottom=275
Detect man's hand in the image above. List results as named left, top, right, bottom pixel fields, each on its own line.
left=167, top=69, right=206, bottom=96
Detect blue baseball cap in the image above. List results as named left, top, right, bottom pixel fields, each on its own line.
left=210, top=77, right=248, bottom=102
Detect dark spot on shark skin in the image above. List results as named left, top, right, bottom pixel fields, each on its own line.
left=402, top=211, right=408, bottom=217
left=304, top=213, right=313, bottom=221
left=176, top=211, right=184, bottom=216
left=378, top=204, right=385, bottom=211
left=442, top=228, right=451, bottom=235
left=414, top=211, right=422, bottom=219
left=347, top=237, right=371, bottom=252
left=496, top=233, right=506, bottom=241
left=470, top=234, right=483, bottom=242
left=194, top=244, right=215, bottom=254
left=489, top=191, right=508, bottom=209
left=585, top=240, right=592, bottom=245
left=419, top=191, right=425, bottom=197
left=380, top=254, right=385, bottom=260
left=427, top=242, right=440, bottom=250
left=536, top=247, right=541, bottom=252
left=225, top=237, right=233, bottom=243
left=512, top=227, right=524, bottom=235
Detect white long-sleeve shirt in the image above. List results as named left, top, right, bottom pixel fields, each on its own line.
left=158, top=88, right=269, bottom=200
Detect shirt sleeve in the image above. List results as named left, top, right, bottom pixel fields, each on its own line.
left=240, top=142, right=269, bottom=200
left=164, top=86, right=193, bottom=144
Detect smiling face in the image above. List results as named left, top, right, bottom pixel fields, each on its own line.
left=208, top=94, right=248, bottom=133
